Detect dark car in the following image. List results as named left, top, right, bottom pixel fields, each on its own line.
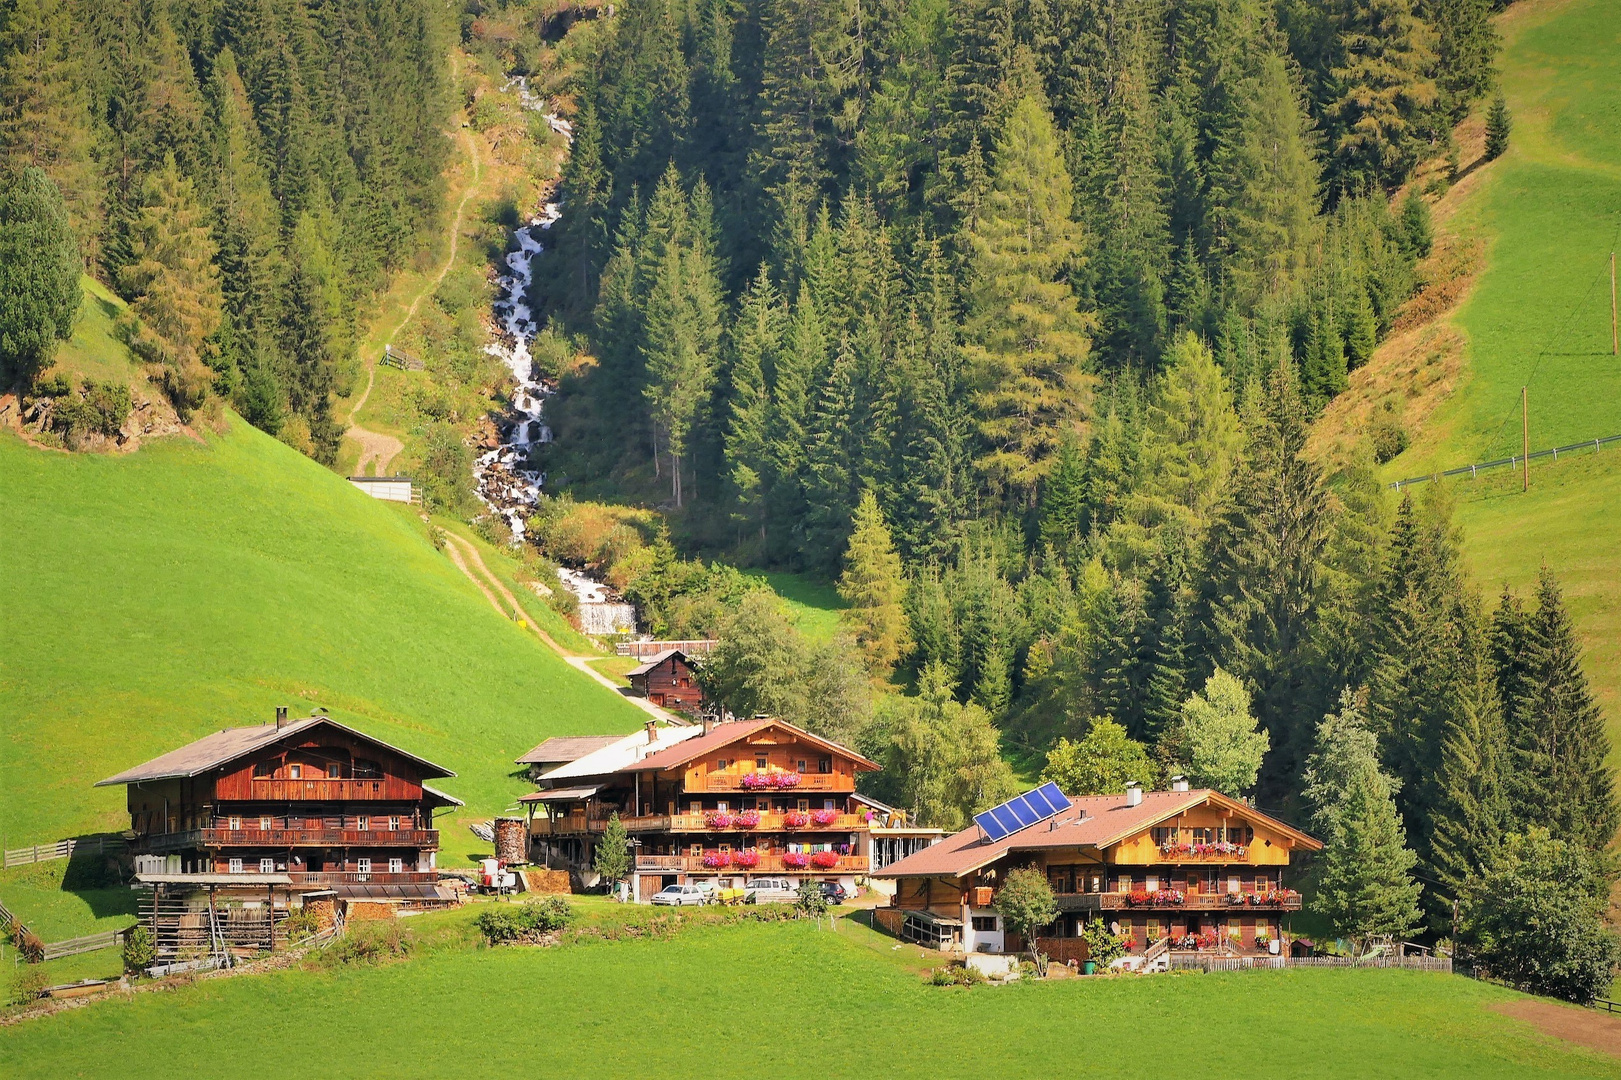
left=817, top=881, right=848, bottom=904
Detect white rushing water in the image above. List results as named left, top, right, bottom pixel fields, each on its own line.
left=473, top=80, right=638, bottom=636
left=473, top=78, right=574, bottom=541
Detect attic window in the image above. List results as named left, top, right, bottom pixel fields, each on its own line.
left=289, top=764, right=302, bottom=780
left=253, top=761, right=274, bottom=778
left=716, top=759, right=729, bottom=771
left=354, top=759, right=381, bottom=779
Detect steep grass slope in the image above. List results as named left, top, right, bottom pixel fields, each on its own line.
left=0, top=419, right=644, bottom=855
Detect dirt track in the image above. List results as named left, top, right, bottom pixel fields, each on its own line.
left=1491, top=999, right=1621, bottom=1059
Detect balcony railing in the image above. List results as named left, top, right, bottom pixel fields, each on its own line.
left=701, top=774, right=853, bottom=793
left=286, top=871, right=437, bottom=885
left=634, top=854, right=868, bottom=874
left=531, top=813, right=868, bottom=836
left=1054, top=891, right=1302, bottom=912
left=138, top=828, right=438, bottom=853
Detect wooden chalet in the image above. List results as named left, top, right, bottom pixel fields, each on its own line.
left=626, top=648, right=703, bottom=712
left=97, top=710, right=461, bottom=960
left=873, top=782, right=1321, bottom=964
left=520, top=718, right=910, bottom=900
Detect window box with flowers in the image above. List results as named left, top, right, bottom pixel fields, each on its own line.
left=782, top=851, right=810, bottom=869
left=771, top=772, right=802, bottom=789
left=700, top=850, right=731, bottom=869
left=733, top=849, right=761, bottom=868
left=810, top=850, right=840, bottom=869
left=783, top=811, right=810, bottom=829
left=740, top=773, right=770, bottom=790
left=734, top=810, right=761, bottom=829
left=705, top=811, right=736, bottom=829
left=810, top=808, right=839, bottom=826
left=1128, top=889, right=1186, bottom=906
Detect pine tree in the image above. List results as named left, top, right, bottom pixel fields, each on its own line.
left=1038, top=435, right=1088, bottom=559
left=962, top=91, right=1096, bottom=507
left=593, top=812, right=633, bottom=891
left=1313, top=757, right=1425, bottom=941
left=1504, top=570, right=1620, bottom=854
left=1484, top=94, right=1511, bottom=160
left=725, top=265, right=785, bottom=537
left=1303, top=688, right=1390, bottom=835
left=1427, top=0, right=1498, bottom=122
left=1431, top=644, right=1509, bottom=898
left=1344, top=286, right=1378, bottom=369
left=837, top=490, right=914, bottom=683
left=1327, top=0, right=1439, bottom=190
left=0, top=166, right=81, bottom=387
left=205, top=49, right=283, bottom=352
left=117, top=155, right=222, bottom=411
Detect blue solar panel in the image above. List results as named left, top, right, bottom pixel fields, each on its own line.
left=974, top=781, right=1072, bottom=841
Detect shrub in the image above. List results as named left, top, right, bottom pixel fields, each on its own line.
left=795, top=880, right=828, bottom=918
left=8, top=964, right=49, bottom=1007
left=929, top=964, right=987, bottom=987
left=123, top=925, right=156, bottom=975
left=475, top=897, right=574, bottom=945
left=322, top=920, right=412, bottom=966
left=280, top=909, right=321, bottom=942
left=1081, top=918, right=1127, bottom=968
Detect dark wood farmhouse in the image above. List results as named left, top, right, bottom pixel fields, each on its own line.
left=626, top=649, right=703, bottom=712
left=97, top=710, right=461, bottom=960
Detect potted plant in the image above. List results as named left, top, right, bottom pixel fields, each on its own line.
left=740, top=773, right=769, bottom=790
left=773, top=772, right=802, bottom=789
left=733, top=848, right=760, bottom=868
left=704, top=810, right=735, bottom=829
left=700, top=850, right=731, bottom=869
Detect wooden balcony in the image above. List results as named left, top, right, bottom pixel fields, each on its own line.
left=531, top=813, right=868, bottom=836
left=1054, top=891, right=1303, bottom=912
left=286, top=871, right=437, bottom=886
left=701, top=774, right=854, bottom=793
left=138, top=828, right=438, bottom=853
left=634, top=854, right=868, bottom=874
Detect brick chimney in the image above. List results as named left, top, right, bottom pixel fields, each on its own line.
left=644, top=719, right=658, bottom=745
left=275, top=706, right=288, bottom=730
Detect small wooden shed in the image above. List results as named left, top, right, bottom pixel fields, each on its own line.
left=627, top=649, right=702, bottom=712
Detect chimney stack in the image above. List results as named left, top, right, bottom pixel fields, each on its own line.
left=1171, top=775, right=1189, bottom=793
left=275, top=706, right=288, bottom=729
left=1125, top=781, right=1143, bottom=807
left=644, top=719, right=658, bottom=745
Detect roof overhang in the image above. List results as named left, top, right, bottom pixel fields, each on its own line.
left=423, top=783, right=464, bottom=808
left=517, top=785, right=602, bottom=803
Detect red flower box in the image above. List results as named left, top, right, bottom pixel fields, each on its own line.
left=810, top=850, right=839, bottom=869
left=700, top=850, right=731, bottom=869
left=770, top=772, right=802, bottom=789
left=704, top=811, right=735, bottom=829
left=734, top=810, right=761, bottom=829
left=783, top=811, right=810, bottom=828
left=740, top=773, right=769, bottom=790
left=810, top=809, right=839, bottom=826
left=733, top=849, right=760, bottom=868
left=782, top=852, right=810, bottom=869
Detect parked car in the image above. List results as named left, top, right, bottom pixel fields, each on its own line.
left=744, top=878, right=797, bottom=904
left=818, top=881, right=848, bottom=904
left=650, top=884, right=709, bottom=906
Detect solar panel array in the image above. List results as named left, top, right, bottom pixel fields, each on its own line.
left=974, top=781, right=1072, bottom=841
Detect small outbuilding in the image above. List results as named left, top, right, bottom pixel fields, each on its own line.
left=626, top=649, right=703, bottom=712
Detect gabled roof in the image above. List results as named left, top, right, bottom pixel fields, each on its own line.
left=96, top=717, right=456, bottom=787
left=626, top=649, right=693, bottom=678
left=540, top=724, right=705, bottom=783
left=872, top=789, right=1320, bottom=879
left=622, top=718, right=880, bottom=774
left=515, top=735, right=622, bottom=766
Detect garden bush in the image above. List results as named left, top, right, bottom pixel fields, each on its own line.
left=123, top=925, right=156, bottom=975
left=475, top=897, right=574, bottom=945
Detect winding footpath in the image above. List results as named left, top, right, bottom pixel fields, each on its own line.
left=345, top=55, right=484, bottom=477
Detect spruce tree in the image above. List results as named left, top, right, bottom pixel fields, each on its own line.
left=1313, top=757, right=1425, bottom=942
left=1428, top=0, right=1498, bottom=122
left=1484, top=94, right=1511, bottom=160
left=962, top=91, right=1095, bottom=507
left=1504, top=570, right=1619, bottom=854
left=0, top=166, right=81, bottom=387
left=1431, top=644, right=1509, bottom=899
left=725, top=265, right=785, bottom=536
left=0, top=0, right=99, bottom=238
left=1327, top=0, right=1439, bottom=190
left=837, top=490, right=913, bottom=683
left=1038, top=435, right=1088, bottom=559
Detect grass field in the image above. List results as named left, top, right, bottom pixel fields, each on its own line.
left=48, top=277, right=137, bottom=388
left=0, top=419, right=645, bottom=889
left=759, top=570, right=846, bottom=643
left=4, top=913, right=1617, bottom=1078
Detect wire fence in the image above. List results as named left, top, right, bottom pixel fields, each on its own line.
left=1389, top=433, right=1621, bottom=490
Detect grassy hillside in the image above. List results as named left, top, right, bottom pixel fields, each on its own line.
left=49, top=277, right=138, bottom=388
left=6, top=914, right=1617, bottom=1078
left=1319, top=0, right=1621, bottom=742
left=0, top=419, right=645, bottom=859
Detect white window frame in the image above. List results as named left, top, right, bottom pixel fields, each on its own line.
left=357, top=816, right=369, bottom=831
left=228, top=858, right=244, bottom=874
left=259, top=858, right=274, bottom=874
left=289, top=763, right=302, bottom=779
left=388, top=857, right=403, bottom=874
left=388, top=816, right=400, bottom=832
left=228, top=816, right=242, bottom=830
left=260, top=815, right=272, bottom=831
left=357, top=857, right=372, bottom=874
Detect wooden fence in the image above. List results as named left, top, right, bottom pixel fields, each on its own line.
left=3, top=834, right=125, bottom=869
left=380, top=345, right=425, bottom=370
left=42, top=928, right=130, bottom=961
left=1168, top=954, right=1453, bottom=973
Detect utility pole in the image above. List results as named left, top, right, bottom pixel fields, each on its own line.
left=1522, top=385, right=1530, bottom=492
left=1611, top=251, right=1617, bottom=356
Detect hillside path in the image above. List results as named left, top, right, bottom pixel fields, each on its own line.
left=346, top=55, right=483, bottom=477
left=441, top=532, right=688, bottom=725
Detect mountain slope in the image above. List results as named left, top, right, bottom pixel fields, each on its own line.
left=0, top=418, right=644, bottom=852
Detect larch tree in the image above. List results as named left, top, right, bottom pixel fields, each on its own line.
left=117, top=155, right=222, bottom=412
left=837, top=490, right=913, bottom=683
left=0, top=166, right=81, bottom=387
left=962, top=90, right=1095, bottom=508
left=0, top=0, right=99, bottom=240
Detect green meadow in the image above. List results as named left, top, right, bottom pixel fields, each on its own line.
left=0, top=419, right=645, bottom=868
left=4, top=914, right=1617, bottom=1079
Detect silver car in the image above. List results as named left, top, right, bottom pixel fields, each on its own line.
left=650, top=884, right=709, bottom=906
left=745, top=877, right=798, bottom=904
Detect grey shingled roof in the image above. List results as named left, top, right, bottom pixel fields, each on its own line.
left=515, top=735, right=623, bottom=766
left=96, top=717, right=455, bottom=786
left=626, top=649, right=686, bottom=678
